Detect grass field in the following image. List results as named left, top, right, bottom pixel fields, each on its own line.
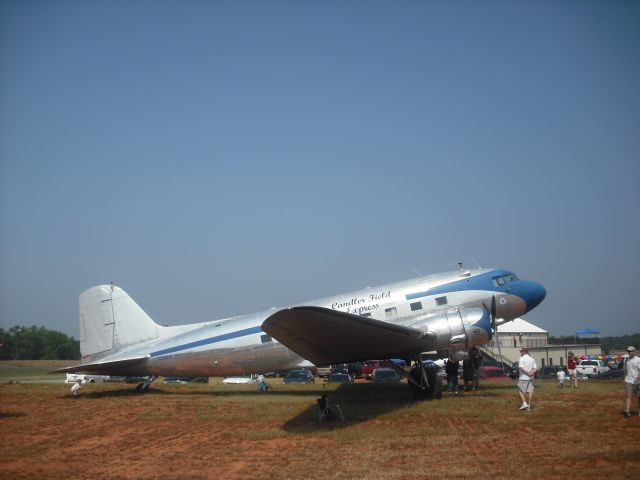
left=1, top=362, right=638, bottom=479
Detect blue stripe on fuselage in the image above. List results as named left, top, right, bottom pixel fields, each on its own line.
left=405, top=269, right=512, bottom=300
left=150, top=325, right=263, bottom=357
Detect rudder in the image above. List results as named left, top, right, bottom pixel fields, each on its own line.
left=79, top=284, right=160, bottom=358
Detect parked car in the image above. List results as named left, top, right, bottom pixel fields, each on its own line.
left=164, top=377, right=208, bottom=384
left=361, top=360, right=389, bottom=378
left=330, top=364, right=350, bottom=375
left=326, top=373, right=353, bottom=384
left=576, top=360, right=610, bottom=377
left=537, top=366, right=567, bottom=380
left=423, top=360, right=446, bottom=378
left=282, top=369, right=315, bottom=384
left=222, top=375, right=258, bottom=384
left=316, top=366, right=333, bottom=377
left=65, top=373, right=111, bottom=383
left=596, top=368, right=625, bottom=380
left=478, top=366, right=510, bottom=380
left=346, top=362, right=363, bottom=379
left=370, top=368, right=402, bottom=383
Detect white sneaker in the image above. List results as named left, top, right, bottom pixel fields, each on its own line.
left=519, top=403, right=529, bottom=410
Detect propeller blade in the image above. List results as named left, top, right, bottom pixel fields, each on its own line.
left=491, top=295, right=505, bottom=372
left=490, top=295, right=497, bottom=326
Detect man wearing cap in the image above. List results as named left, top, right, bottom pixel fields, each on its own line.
left=623, top=346, right=640, bottom=417
left=517, top=347, right=537, bottom=411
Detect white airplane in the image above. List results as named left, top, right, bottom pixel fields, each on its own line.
left=58, top=267, right=545, bottom=399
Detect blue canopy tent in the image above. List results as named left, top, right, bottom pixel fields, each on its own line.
left=575, top=328, right=600, bottom=335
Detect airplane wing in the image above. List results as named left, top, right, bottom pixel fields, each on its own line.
left=262, top=306, right=436, bottom=366
left=53, top=355, right=149, bottom=375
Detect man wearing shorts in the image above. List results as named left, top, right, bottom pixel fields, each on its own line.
left=623, top=346, right=640, bottom=417
left=517, top=347, right=537, bottom=411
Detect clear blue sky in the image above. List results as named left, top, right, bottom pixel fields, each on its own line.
left=1, top=1, right=638, bottom=338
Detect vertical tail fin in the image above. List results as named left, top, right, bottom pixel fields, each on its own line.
left=79, top=285, right=160, bottom=358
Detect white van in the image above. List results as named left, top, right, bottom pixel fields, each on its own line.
left=65, top=373, right=111, bottom=384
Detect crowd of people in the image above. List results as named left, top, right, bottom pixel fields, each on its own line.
left=442, top=344, right=640, bottom=416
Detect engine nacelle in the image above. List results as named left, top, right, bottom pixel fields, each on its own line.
left=408, top=307, right=491, bottom=352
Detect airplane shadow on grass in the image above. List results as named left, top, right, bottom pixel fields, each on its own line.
left=280, top=381, right=522, bottom=432
left=69, top=381, right=515, bottom=432
left=281, top=383, right=418, bottom=433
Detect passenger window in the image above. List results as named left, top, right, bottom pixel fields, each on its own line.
left=436, top=296, right=448, bottom=306
left=385, top=307, right=397, bottom=319
left=361, top=312, right=371, bottom=317
left=410, top=301, right=422, bottom=311
left=261, top=335, right=272, bottom=344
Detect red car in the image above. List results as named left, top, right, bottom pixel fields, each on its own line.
left=478, top=366, right=510, bottom=380
left=361, top=360, right=388, bottom=378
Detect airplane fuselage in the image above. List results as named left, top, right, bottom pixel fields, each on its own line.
left=79, top=268, right=545, bottom=377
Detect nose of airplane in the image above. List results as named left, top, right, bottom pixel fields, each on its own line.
left=512, top=281, right=547, bottom=313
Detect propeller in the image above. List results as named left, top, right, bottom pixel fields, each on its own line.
left=490, top=295, right=506, bottom=373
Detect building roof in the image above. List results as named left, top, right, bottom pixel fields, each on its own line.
left=497, top=318, right=548, bottom=334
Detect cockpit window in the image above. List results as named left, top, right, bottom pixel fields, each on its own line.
left=492, top=274, right=519, bottom=287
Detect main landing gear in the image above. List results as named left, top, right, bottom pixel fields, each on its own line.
left=136, top=376, right=158, bottom=393
left=407, top=355, right=443, bottom=401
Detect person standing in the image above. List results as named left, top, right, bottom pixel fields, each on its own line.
left=462, top=357, right=474, bottom=392
left=445, top=358, right=460, bottom=395
left=470, top=347, right=482, bottom=390
left=517, top=347, right=537, bottom=411
left=623, top=346, right=640, bottom=417
left=567, top=352, right=578, bottom=389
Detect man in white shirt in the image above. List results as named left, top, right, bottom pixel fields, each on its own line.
left=70, top=379, right=86, bottom=396
left=517, top=347, right=537, bottom=411
left=623, top=346, right=640, bottom=417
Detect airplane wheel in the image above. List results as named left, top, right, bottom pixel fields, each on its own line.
left=408, top=368, right=441, bottom=401
left=433, top=376, right=443, bottom=400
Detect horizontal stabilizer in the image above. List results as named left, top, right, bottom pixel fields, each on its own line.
left=262, top=306, right=436, bottom=366
left=53, top=355, right=149, bottom=376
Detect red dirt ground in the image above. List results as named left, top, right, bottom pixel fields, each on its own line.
left=1, top=379, right=639, bottom=480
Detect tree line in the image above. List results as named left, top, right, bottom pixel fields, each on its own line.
left=0, top=326, right=80, bottom=360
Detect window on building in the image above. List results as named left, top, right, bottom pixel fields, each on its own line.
left=549, top=358, right=553, bottom=366
left=410, top=301, right=422, bottom=311
left=435, top=296, right=448, bottom=306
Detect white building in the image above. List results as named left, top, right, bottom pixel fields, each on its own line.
left=480, top=318, right=602, bottom=368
